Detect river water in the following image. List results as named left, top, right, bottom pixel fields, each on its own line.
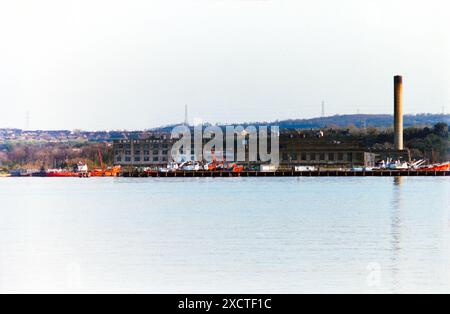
left=0, top=177, right=449, bottom=293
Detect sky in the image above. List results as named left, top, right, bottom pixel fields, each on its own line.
left=0, top=0, right=449, bottom=130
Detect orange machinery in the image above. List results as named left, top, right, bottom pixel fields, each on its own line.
left=90, top=148, right=121, bottom=177
left=229, top=163, right=244, bottom=173
left=209, top=148, right=244, bottom=172
left=207, top=148, right=222, bottom=171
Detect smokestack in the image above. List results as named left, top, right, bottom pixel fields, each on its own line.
left=394, top=75, right=404, bottom=150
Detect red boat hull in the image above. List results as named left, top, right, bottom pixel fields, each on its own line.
left=46, top=172, right=81, bottom=177
left=419, top=163, right=450, bottom=171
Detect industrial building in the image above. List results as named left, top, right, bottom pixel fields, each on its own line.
left=113, top=131, right=377, bottom=169
left=113, top=75, right=408, bottom=169
left=113, top=134, right=175, bottom=167
left=279, top=135, right=376, bottom=168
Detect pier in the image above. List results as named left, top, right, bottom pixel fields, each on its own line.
left=121, top=170, right=450, bottom=178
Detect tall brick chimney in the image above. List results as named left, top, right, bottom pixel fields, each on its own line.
left=394, top=75, right=404, bottom=150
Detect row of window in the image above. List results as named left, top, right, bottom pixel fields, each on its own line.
left=115, top=144, right=169, bottom=150
left=116, top=150, right=169, bottom=156
left=282, top=152, right=363, bottom=162
left=116, top=156, right=168, bottom=163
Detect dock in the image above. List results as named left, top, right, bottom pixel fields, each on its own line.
left=121, top=170, right=450, bottom=178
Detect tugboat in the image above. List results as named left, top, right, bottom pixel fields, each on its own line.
left=46, top=162, right=89, bottom=177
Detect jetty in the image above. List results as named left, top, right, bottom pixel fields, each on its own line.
left=122, top=170, right=450, bottom=178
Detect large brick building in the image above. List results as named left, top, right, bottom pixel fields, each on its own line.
left=279, top=137, right=376, bottom=168
left=113, top=130, right=377, bottom=169
left=113, top=135, right=175, bottom=167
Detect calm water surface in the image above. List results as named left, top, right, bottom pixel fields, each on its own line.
left=0, top=177, right=449, bottom=293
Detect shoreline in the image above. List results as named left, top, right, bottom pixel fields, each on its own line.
left=4, top=170, right=449, bottom=178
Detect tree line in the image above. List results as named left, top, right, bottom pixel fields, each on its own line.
left=0, top=142, right=114, bottom=170
left=0, top=123, right=448, bottom=170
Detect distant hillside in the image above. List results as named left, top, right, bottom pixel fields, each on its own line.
left=2, top=114, right=448, bottom=143
left=266, top=114, right=450, bottom=129
left=155, top=114, right=449, bottom=131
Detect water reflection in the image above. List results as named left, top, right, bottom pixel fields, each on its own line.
left=0, top=177, right=449, bottom=293
left=390, top=177, right=403, bottom=293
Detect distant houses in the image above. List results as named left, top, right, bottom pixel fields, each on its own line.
left=1, top=113, right=449, bottom=143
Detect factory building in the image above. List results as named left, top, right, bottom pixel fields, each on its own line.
left=279, top=134, right=376, bottom=168
left=113, top=135, right=175, bottom=167
left=113, top=131, right=376, bottom=169
left=113, top=75, right=407, bottom=169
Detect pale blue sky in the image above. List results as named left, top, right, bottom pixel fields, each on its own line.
left=0, top=0, right=449, bottom=130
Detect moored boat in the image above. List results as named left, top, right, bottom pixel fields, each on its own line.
left=45, top=162, right=89, bottom=177
left=46, top=170, right=80, bottom=177
left=418, top=162, right=450, bottom=171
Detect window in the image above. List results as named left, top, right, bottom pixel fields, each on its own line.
left=338, top=153, right=344, bottom=161
left=319, top=153, right=325, bottom=161
left=328, top=153, right=335, bottom=161
left=153, top=157, right=159, bottom=162
left=144, top=157, right=150, bottom=162
left=116, top=156, right=122, bottom=162
left=135, top=150, right=141, bottom=155
left=144, top=150, right=150, bottom=155
left=125, top=150, right=131, bottom=155
left=282, top=153, right=289, bottom=161
left=153, top=150, right=159, bottom=155
left=162, top=157, right=168, bottom=162
left=347, top=153, right=353, bottom=162
left=301, top=153, right=307, bottom=161
left=291, top=153, right=297, bottom=161
left=125, top=157, right=131, bottom=162
left=135, top=157, right=141, bottom=162
left=114, top=150, right=121, bottom=156
left=310, top=153, right=316, bottom=161
left=162, top=150, right=168, bottom=155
